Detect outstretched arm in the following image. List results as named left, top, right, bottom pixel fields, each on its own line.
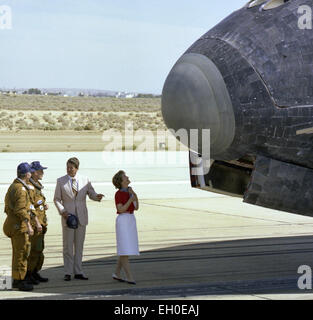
left=87, top=180, right=104, bottom=202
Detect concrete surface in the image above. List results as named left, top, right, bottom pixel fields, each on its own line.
left=1, top=197, right=313, bottom=300
left=1, top=152, right=313, bottom=300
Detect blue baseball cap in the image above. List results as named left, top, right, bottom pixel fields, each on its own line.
left=17, top=162, right=35, bottom=175
left=66, top=214, right=78, bottom=229
left=30, top=161, right=48, bottom=171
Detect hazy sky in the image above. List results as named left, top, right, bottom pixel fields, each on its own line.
left=0, top=0, right=246, bottom=94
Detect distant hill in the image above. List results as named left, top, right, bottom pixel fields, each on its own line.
left=0, top=87, right=161, bottom=98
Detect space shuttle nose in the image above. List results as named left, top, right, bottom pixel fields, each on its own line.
left=161, top=53, right=236, bottom=157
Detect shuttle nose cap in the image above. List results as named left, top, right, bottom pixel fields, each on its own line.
left=161, top=53, right=235, bottom=157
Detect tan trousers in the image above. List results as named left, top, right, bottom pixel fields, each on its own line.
left=62, top=224, right=86, bottom=275
left=11, top=233, right=31, bottom=280
left=28, top=232, right=45, bottom=273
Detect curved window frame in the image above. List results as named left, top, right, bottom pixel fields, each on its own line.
left=247, top=0, right=267, bottom=8
left=247, top=0, right=290, bottom=10
left=262, top=0, right=290, bottom=10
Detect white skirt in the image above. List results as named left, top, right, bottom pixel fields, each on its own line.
left=116, top=213, right=139, bottom=256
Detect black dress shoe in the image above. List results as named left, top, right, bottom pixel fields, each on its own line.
left=74, top=274, right=88, bottom=280
left=64, top=274, right=71, bottom=281
left=32, top=272, right=49, bottom=283
left=13, top=280, right=33, bottom=291
left=26, top=272, right=40, bottom=285
left=12, top=279, right=20, bottom=288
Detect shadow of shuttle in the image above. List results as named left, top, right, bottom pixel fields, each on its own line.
left=16, top=235, right=313, bottom=299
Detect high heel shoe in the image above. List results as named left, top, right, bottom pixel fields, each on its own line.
left=126, top=279, right=136, bottom=285
left=112, top=273, right=125, bottom=282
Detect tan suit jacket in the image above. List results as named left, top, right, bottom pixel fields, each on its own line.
left=53, top=174, right=98, bottom=226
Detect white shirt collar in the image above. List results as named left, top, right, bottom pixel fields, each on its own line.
left=68, top=174, right=79, bottom=181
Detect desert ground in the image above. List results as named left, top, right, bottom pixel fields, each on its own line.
left=0, top=94, right=164, bottom=131
left=0, top=94, right=187, bottom=152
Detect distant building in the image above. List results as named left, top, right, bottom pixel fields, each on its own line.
left=116, top=92, right=137, bottom=98
left=125, top=94, right=137, bottom=99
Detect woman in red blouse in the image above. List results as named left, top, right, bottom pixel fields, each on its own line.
left=112, top=170, right=139, bottom=285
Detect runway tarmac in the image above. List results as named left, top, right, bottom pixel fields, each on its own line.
left=1, top=152, right=313, bottom=300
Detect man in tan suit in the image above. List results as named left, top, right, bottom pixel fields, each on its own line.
left=53, top=157, right=104, bottom=281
